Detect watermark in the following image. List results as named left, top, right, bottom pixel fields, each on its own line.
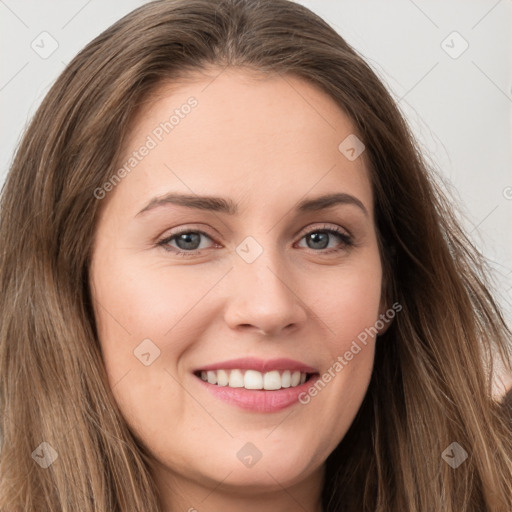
left=338, top=134, right=365, bottom=161
left=31, top=31, right=59, bottom=59
left=93, top=96, right=198, bottom=200
left=235, top=236, right=264, bottom=263
left=503, top=186, right=512, bottom=200
left=236, top=442, right=263, bottom=468
left=441, top=442, right=468, bottom=469
left=298, top=301, right=402, bottom=404
left=133, top=338, right=161, bottom=366
left=31, top=441, right=58, bottom=468
left=440, top=31, right=469, bottom=60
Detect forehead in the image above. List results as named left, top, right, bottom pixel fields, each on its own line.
left=107, top=68, right=373, bottom=219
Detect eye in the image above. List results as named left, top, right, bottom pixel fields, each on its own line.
left=296, top=225, right=354, bottom=254
left=156, top=224, right=354, bottom=257
left=157, top=229, right=216, bottom=256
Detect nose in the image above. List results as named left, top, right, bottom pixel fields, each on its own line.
left=222, top=246, right=308, bottom=337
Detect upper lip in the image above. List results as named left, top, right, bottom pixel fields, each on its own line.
left=195, top=357, right=318, bottom=374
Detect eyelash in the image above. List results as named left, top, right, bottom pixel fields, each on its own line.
left=156, top=224, right=354, bottom=257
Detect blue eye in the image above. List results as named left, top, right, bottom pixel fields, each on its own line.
left=157, top=225, right=353, bottom=257
left=157, top=230, right=214, bottom=255
left=298, top=227, right=353, bottom=252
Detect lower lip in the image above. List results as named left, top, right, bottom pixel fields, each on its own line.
left=194, top=374, right=320, bottom=412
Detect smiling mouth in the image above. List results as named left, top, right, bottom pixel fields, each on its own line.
left=193, top=369, right=316, bottom=391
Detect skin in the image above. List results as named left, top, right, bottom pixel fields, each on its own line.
left=89, top=68, right=390, bottom=512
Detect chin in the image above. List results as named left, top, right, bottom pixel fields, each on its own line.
left=205, top=460, right=316, bottom=492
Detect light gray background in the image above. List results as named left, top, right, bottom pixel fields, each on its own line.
left=1, top=0, right=511, bottom=388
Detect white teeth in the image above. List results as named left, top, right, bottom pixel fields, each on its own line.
left=281, top=370, right=291, bottom=388
left=263, top=370, right=281, bottom=390
left=228, top=369, right=244, bottom=388
left=244, top=370, right=263, bottom=389
left=198, top=369, right=310, bottom=390
left=217, top=369, right=229, bottom=386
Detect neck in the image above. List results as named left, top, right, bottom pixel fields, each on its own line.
left=152, top=461, right=325, bottom=512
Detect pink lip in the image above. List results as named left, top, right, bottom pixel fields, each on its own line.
left=194, top=373, right=320, bottom=413
left=195, top=357, right=318, bottom=374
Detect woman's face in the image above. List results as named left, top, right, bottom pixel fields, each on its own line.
left=89, top=69, right=387, bottom=505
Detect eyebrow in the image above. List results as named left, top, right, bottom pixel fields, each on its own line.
left=135, top=192, right=369, bottom=217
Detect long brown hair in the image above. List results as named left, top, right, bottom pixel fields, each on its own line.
left=1, top=1, right=510, bottom=510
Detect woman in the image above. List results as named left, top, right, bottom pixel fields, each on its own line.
left=0, top=0, right=510, bottom=510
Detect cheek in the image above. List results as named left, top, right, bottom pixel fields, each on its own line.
left=89, top=261, right=198, bottom=438
left=90, top=255, right=228, bottom=421
left=91, top=255, right=215, bottom=350
left=313, top=257, right=383, bottom=349
left=297, top=255, right=382, bottom=411
left=319, top=283, right=379, bottom=387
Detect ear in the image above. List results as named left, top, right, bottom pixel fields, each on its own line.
left=376, top=299, right=400, bottom=336
left=376, top=251, right=398, bottom=336
left=376, top=301, right=392, bottom=336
